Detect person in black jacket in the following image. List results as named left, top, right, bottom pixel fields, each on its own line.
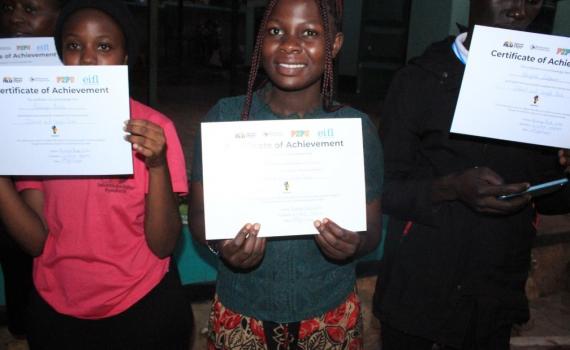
left=374, top=1, right=570, bottom=349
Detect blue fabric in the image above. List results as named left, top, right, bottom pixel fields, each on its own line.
left=191, top=88, right=384, bottom=322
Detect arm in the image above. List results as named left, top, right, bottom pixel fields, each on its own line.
left=0, top=177, right=48, bottom=256
left=382, top=70, right=529, bottom=223
left=125, top=120, right=181, bottom=259
left=314, top=111, right=384, bottom=260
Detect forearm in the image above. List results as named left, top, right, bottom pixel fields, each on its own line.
left=383, top=174, right=439, bottom=225
left=189, top=181, right=207, bottom=245
left=144, top=165, right=181, bottom=258
left=431, top=173, right=459, bottom=203
left=0, top=178, right=47, bottom=256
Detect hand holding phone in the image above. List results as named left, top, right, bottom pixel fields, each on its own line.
left=498, top=178, right=568, bottom=200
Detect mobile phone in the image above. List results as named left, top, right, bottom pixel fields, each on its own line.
left=498, top=178, right=569, bottom=200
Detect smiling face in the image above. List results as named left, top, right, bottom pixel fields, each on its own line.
left=469, top=0, right=543, bottom=31
left=1, top=0, right=60, bottom=37
left=60, top=8, right=127, bottom=66
left=261, top=0, right=342, bottom=94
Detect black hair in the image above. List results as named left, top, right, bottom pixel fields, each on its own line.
left=53, top=0, right=138, bottom=69
left=55, top=0, right=69, bottom=8
left=241, top=0, right=344, bottom=120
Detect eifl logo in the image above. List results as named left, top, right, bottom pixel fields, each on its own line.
left=36, top=43, right=50, bottom=52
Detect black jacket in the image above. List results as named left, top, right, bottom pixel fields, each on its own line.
left=373, top=37, right=570, bottom=347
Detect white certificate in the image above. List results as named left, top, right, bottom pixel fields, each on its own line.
left=0, top=65, right=133, bottom=175
left=451, top=25, right=570, bottom=148
left=0, top=37, right=62, bottom=66
left=201, top=118, right=366, bottom=240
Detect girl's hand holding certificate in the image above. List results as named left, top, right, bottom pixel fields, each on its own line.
left=314, top=218, right=360, bottom=261
left=124, top=119, right=167, bottom=169
left=219, top=223, right=266, bottom=269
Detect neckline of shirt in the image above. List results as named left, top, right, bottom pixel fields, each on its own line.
left=452, top=32, right=469, bottom=65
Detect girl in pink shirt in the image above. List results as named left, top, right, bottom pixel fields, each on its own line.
left=0, top=0, right=192, bottom=348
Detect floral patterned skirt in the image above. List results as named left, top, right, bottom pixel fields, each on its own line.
left=207, top=290, right=362, bottom=350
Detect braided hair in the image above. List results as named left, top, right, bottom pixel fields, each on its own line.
left=241, top=0, right=344, bottom=120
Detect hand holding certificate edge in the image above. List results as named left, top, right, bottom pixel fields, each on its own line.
left=314, top=218, right=361, bottom=261
left=216, top=216, right=364, bottom=269
left=123, top=119, right=167, bottom=169
left=218, top=223, right=266, bottom=269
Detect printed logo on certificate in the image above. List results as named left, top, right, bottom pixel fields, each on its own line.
left=451, top=25, right=570, bottom=149
left=0, top=37, right=62, bottom=66
left=201, top=118, right=367, bottom=240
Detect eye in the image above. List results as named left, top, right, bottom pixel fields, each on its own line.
left=98, top=42, right=112, bottom=51
left=64, top=41, right=80, bottom=51
left=1, top=3, right=14, bottom=12
left=302, top=29, right=319, bottom=37
left=24, top=5, right=36, bottom=13
left=268, top=27, right=283, bottom=36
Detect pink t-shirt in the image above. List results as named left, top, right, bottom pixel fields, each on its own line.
left=16, top=99, right=188, bottom=319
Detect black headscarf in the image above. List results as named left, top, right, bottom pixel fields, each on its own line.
left=53, top=0, right=138, bottom=69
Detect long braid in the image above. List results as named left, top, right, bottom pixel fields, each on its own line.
left=241, top=0, right=279, bottom=120
left=319, top=0, right=334, bottom=111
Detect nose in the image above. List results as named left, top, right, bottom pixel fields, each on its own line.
left=80, top=48, right=97, bottom=65
left=279, top=34, right=302, bottom=54
left=507, top=0, right=529, bottom=20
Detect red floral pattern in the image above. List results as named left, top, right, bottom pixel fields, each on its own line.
left=208, top=291, right=362, bottom=350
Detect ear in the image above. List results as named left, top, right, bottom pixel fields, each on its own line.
left=332, top=32, right=344, bottom=59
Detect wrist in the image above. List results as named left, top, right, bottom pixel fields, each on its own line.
left=206, top=240, right=220, bottom=256
left=207, top=240, right=225, bottom=257
left=432, top=173, right=459, bottom=203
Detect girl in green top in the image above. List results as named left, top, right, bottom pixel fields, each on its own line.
left=190, top=0, right=383, bottom=348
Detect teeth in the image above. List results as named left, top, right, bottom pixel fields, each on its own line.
left=279, top=63, right=305, bottom=69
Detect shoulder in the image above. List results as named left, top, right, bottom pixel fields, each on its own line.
left=399, top=36, right=463, bottom=84
left=204, top=95, right=246, bottom=122
left=331, top=105, right=376, bottom=128
left=129, top=99, right=174, bottom=128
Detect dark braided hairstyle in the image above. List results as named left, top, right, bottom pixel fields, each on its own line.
left=241, top=0, right=344, bottom=120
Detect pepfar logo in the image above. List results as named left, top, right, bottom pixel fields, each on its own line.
left=557, top=48, right=570, bottom=56
left=56, top=76, right=75, bottom=83
left=503, top=41, right=524, bottom=49
left=16, top=45, right=31, bottom=51
left=290, top=130, right=310, bottom=138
